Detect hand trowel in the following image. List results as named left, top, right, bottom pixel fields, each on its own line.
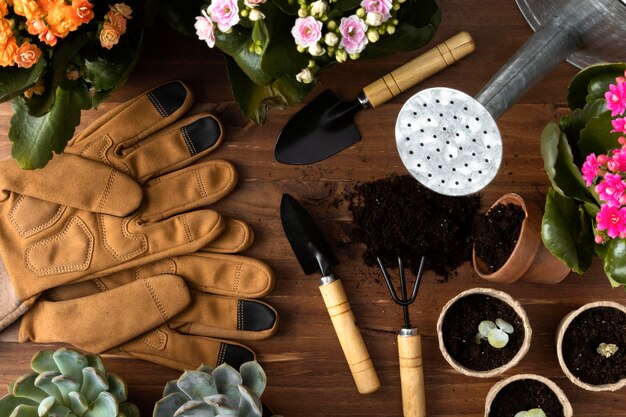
left=275, top=31, right=476, bottom=165
left=280, top=193, right=380, bottom=394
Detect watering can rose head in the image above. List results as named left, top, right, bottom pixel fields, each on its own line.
left=540, top=62, right=626, bottom=291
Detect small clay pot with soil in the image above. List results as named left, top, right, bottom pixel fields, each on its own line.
left=556, top=301, right=626, bottom=391
left=472, top=193, right=570, bottom=284
left=484, top=374, right=573, bottom=417
left=437, top=287, right=532, bottom=377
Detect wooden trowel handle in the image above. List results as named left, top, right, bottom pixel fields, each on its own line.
left=398, top=331, right=426, bottom=417
left=319, top=278, right=380, bottom=394
left=363, top=31, right=475, bottom=108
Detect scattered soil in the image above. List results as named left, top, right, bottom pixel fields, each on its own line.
left=345, top=175, right=481, bottom=279
left=488, top=379, right=565, bottom=417
left=561, top=306, right=626, bottom=385
left=441, top=293, right=525, bottom=371
left=473, top=203, right=525, bottom=273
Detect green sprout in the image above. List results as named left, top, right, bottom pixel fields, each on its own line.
left=475, top=318, right=514, bottom=348
left=597, top=343, right=619, bottom=358
left=514, top=409, right=546, bottom=417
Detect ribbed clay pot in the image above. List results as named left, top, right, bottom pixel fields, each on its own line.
left=556, top=301, right=626, bottom=391
left=437, top=287, right=532, bottom=378
left=473, top=193, right=571, bottom=284
left=484, top=374, right=573, bottom=417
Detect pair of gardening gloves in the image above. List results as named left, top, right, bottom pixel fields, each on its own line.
left=0, top=81, right=277, bottom=371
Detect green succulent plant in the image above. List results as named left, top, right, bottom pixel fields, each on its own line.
left=476, top=318, right=514, bottom=348
left=597, top=342, right=619, bottom=358
left=514, top=408, right=547, bottom=417
left=153, top=362, right=280, bottom=417
left=0, top=348, right=139, bottom=417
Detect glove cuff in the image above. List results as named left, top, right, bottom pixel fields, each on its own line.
left=0, top=254, right=36, bottom=331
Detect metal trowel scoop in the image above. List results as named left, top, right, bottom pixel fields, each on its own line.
left=275, top=31, right=476, bottom=165
left=396, top=0, right=626, bottom=196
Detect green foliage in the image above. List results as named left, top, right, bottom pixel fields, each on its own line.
left=153, top=362, right=280, bottom=417
left=0, top=348, right=138, bottom=417
left=475, top=319, right=514, bottom=349
left=514, top=409, right=547, bottom=417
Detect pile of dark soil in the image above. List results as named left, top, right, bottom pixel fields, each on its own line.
left=345, top=175, right=481, bottom=279
left=473, top=203, right=525, bottom=273
left=562, top=306, right=626, bottom=385
left=488, top=379, right=565, bottom=417
left=441, top=294, right=525, bottom=371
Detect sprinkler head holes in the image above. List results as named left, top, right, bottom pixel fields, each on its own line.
left=396, top=88, right=502, bottom=196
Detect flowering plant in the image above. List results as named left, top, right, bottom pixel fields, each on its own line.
left=156, top=0, right=440, bottom=123
left=1, top=0, right=144, bottom=169
left=541, top=62, right=626, bottom=290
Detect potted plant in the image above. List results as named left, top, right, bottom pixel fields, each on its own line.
left=556, top=301, right=626, bottom=391
left=153, top=361, right=281, bottom=417
left=436, top=287, right=532, bottom=378
left=484, top=374, right=573, bottom=417
left=472, top=193, right=571, bottom=284
left=540, top=62, right=626, bottom=291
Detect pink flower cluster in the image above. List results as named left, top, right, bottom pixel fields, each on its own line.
left=608, top=72, right=626, bottom=135
left=195, top=0, right=267, bottom=48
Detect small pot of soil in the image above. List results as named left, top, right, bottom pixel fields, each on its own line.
left=484, top=374, right=573, bottom=417
left=556, top=301, right=626, bottom=391
left=472, top=193, right=570, bottom=284
left=436, top=287, right=532, bottom=377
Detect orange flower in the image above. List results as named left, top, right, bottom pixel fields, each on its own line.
left=99, top=22, right=121, bottom=49
left=15, top=41, right=41, bottom=68
left=70, top=0, right=94, bottom=26
left=106, top=10, right=127, bottom=34
left=0, top=2, right=9, bottom=17
left=0, top=18, right=13, bottom=45
left=23, top=78, right=45, bottom=99
left=110, top=3, right=132, bottom=19
left=12, top=0, right=43, bottom=20
left=0, top=37, right=17, bottom=67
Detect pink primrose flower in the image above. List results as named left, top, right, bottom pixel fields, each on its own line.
left=291, top=16, right=322, bottom=48
left=195, top=12, right=215, bottom=47
left=595, top=173, right=626, bottom=206
left=581, top=153, right=601, bottom=186
left=208, top=0, right=240, bottom=32
left=612, top=117, right=626, bottom=134
left=360, top=0, right=392, bottom=21
left=596, top=204, right=626, bottom=238
left=605, top=80, right=626, bottom=117
left=339, top=15, right=368, bottom=55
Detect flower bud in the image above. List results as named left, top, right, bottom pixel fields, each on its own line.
left=296, top=68, right=314, bottom=83
left=335, top=48, right=347, bottom=63
left=386, top=25, right=395, bottom=34
left=365, top=12, right=383, bottom=26
left=324, top=32, right=338, bottom=46
left=254, top=44, right=263, bottom=54
left=310, top=0, right=328, bottom=16
left=249, top=8, right=265, bottom=21
left=327, top=20, right=337, bottom=31
left=393, top=2, right=401, bottom=10
left=298, top=7, right=308, bottom=17
left=241, top=9, right=249, bottom=17
left=366, top=28, right=379, bottom=42
left=308, top=43, right=325, bottom=56
left=598, top=154, right=609, bottom=165
left=297, top=45, right=306, bottom=53
left=349, top=52, right=360, bottom=60
left=595, top=234, right=605, bottom=244
left=356, top=7, right=365, bottom=18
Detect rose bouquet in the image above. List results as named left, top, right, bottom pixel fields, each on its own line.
left=155, top=0, right=440, bottom=123
left=541, top=62, right=626, bottom=290
left=1, top=0, right=144, bottom=169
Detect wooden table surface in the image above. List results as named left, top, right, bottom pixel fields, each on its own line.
left=1, top=1, right=625, bottom=416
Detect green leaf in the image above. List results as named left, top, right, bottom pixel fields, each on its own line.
left=578, top=111, right=622, bottom=157
left=540, top=123, right=595, bottom=203
left=237, top=386, right=262, bottom=417
left=211, top=364, right=242, bottom=396
left=0, top=59, right=46, bottom=103
left=162, top=381, right=183, bottom=397
left=9, top=404, right=39, bottom=417
left=176, top=371, right=217, bottom=401
left=118, top=403, right=139, bottom=417
left=53, top=376, right=81, bottom=405
left=10, top=82, right=91, bottom=169
left=79, top=369, right=108, bottom=405
left=34, top=372, right=63, bottom=404
left=561, top=98, right=607, bottom=160
left=216, top=28, right=272, bottom=86
left=31, top=351, right=60, bottom=375
left=153, top=0, right=206, bottom=35
left=603, top=238, right=626, bottom=286
left=83, top=393, right=117, bottom=417
left=271, top=0, right=299, bottom=15
left=68, top=392, right=89, bottom=417
left=0, top=396, right=38, bottom=417
left=12, top=373, right=48, bottom=402
left=226, top=55, right=313, bottom=123
left=153, top=393, right=188, bottom=417
left=541, top=188, right=594, bottom=274
left=104, top=374, right=126, bottom=403
left=260, top=2, right=308, bottom=77
left=172, top=401, right=215, bottom=417
left=567, top=63, right=626, bottom=109
left=240, top=362, right=266, bottom=398
left=52, top=350, right=88, bottom=386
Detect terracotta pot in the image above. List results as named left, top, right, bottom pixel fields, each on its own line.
left=484, top=374, right=573, bottom=417
left=473, top=193, right=571, bottom=284
left=556, top=301, right=626, bottom=391
left=436, top=287, right=532, bottom=378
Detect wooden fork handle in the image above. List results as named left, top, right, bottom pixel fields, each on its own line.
left=398, top=330, right=427, bottom=417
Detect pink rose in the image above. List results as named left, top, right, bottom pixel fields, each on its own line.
left=339, top=15, right=368, bottom=55
left=244, top=0, right=265, bottom=7
left=208, top=0, right=240, bottom=32
left=360, top=0, right=392, bottom=21
left=195, top=12, right=215, bottom=47
left=291, top=16, right=322, bottom=49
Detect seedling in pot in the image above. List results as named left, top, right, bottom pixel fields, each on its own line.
left=514, top=408, right=547, bottom=417
left=597, top=343, right=619, bottom=359
left=476, top=318, right=514, bottom=348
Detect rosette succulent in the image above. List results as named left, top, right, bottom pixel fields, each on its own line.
left=153, top=362, right=279, bottom=417
left=0, top=348, right=139, bottom=417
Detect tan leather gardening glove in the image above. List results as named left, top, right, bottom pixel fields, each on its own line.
left=0, top=81, right=238, bottom=330
left=19, top=218, right=278, bottom=371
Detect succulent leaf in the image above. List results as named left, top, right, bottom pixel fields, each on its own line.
left=1, top=395, right=38, bottom=417
left=9, top=404, right=39, bottom=417
left=118, top=402, right=139, bottom=417
left=52, top=350, right=88, bottom=385
left=177, top=372, right=217, bottom=401
left=237, top=386, right=263, bottom=417
left=31, top=352, right=60, bottom=375
left=478, top=321, right=497, bottom=338
left=105, top=374, right=127, bottom=403
left=37, top=396, right=55, bottom=416
left=173, top=401, right=215, bottom=417
left=34, top=372, right=63, bottom=403
left=85, top=358, right=105, bottom=379
left=487, top=328, right=510, bottom=349
left=211, top=365, right=242, bottom=396
left=13, top=373, right=48, bottom=402
left=195, top=365, right=214, bottom=374
left=240, top=363, right=266, bottom=398
left=83, top=393, right=117, bottom=417
left=495, top=318, right=514, bottom=334
left=527, top=409, right=547, bottom=417
left=45, top=403, right=71, bottom=417
left=162, top=381, right=183, bottom=397
left=79, top=369, right=108, bottom=404
left=203, top=394, right=237, bottom=415
left=68, top=392, right=88, bottom=417
left=153, top=393, right=189, bottom=417
left=52, top=377, right=80, bottom=405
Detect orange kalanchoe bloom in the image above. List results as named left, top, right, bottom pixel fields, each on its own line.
left=0, top=37, right=18, bottom=67
left=70, top=0, right=95, bottom=26
left=15, top=42, right=42, bottom=68
left=99, top=3, right=132, bottom=49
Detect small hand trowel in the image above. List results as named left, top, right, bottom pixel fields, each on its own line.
left=280, top=193, right=380, bottom=395
left=275, top=31, right=476, bottom=165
